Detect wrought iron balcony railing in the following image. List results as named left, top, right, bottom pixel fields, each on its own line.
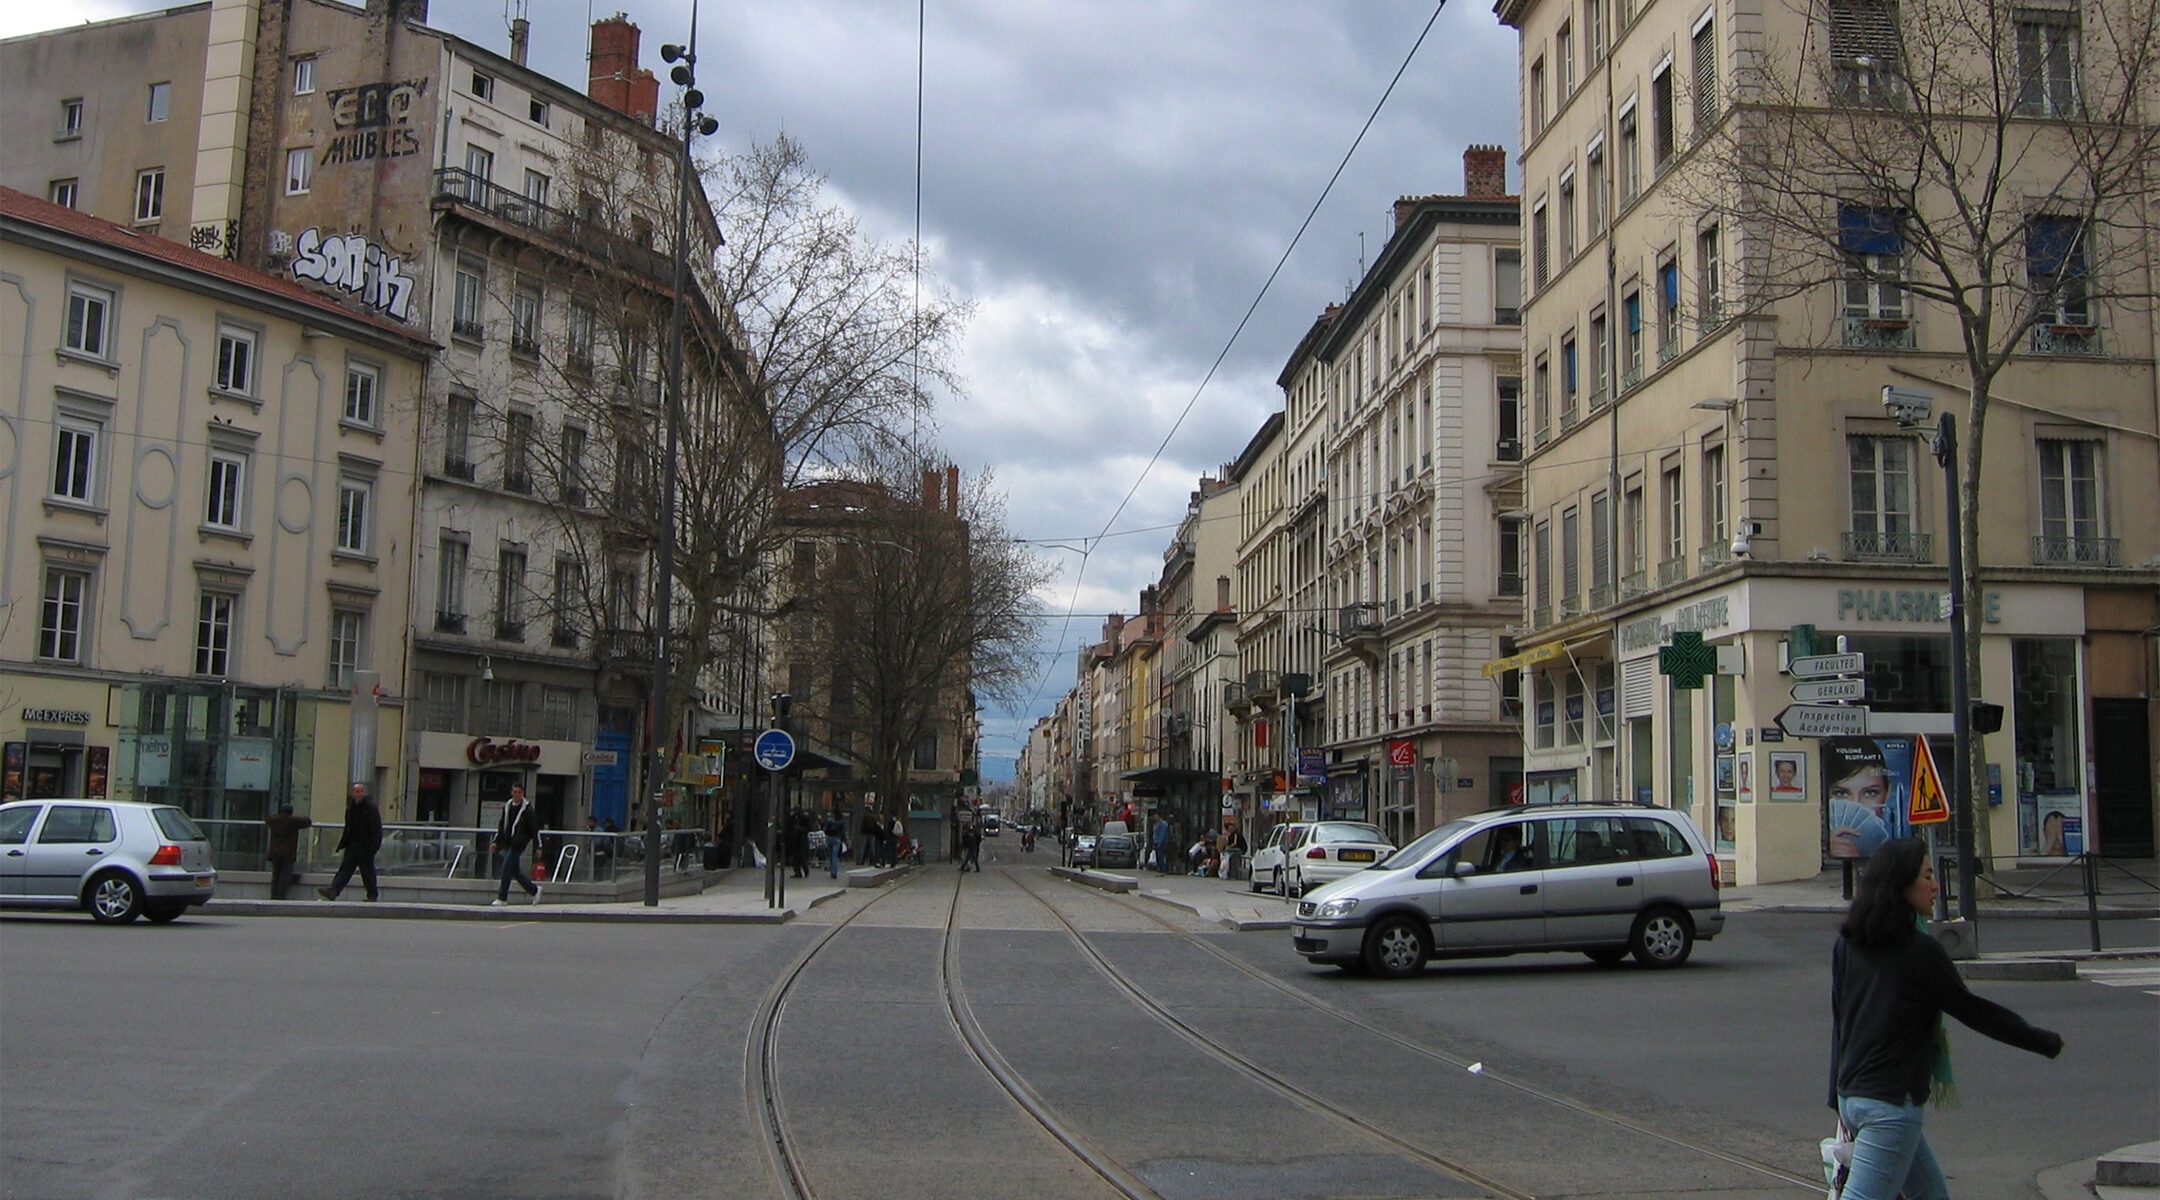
left=1657, top=556, right=1689, bottom=587
left=1620, top=570, right=1648, bottom=599
left=1533, top=605, right=1553, bottom=628
left=2030, top=534, right=2119, bottom=567
left=494, top=619, right=525, bottom=642
left=1843, top=529, right=1933, bottom=562
left=1698, top=541, right=1734, bottom=570
left=432, top=168, right=671, bottom=280
left=434, top=611, right=468, bottom=634
left=1589, top=583, right=1615, bottom=610
left=1841, top=315, right=1916, bottom=349
left=2029, top=324, right=2102, bottom=356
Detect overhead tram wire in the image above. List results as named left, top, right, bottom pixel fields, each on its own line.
left=1011, top=2, right=1452, bottom=718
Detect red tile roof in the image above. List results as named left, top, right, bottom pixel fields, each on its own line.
left=0, top=186, right=434, bottom=350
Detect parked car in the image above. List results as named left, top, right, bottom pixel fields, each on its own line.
left=1093, top=831, right=1140, bottom=870
left=1247, top=822, right=1307, bottom=895
left=1281, top=821, right=1394, bottom=897
left=1290, top=803, right=1724, bottom=978
left=0, top=799, right=218, bottom=924
left=1069, top=834, right=1099, bottom=868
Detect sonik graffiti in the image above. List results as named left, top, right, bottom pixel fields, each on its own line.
left=289, top=228, right=416, bottom=322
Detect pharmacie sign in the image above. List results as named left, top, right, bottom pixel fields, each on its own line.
left=1837, top=587, right=2004, bottom=624
left=1619, top=595, right=1733, bottom=655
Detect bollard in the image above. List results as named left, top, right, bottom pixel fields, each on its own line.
left=2084, top=851, right=2102, bottom=953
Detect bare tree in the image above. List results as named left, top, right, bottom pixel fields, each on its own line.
left=1676, top=0, right=2160, bottom=867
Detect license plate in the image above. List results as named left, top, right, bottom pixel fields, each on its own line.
left=1339, top=849, right=1376, bottom=862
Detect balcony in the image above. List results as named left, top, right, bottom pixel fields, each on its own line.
left=1589, top=583, right=1614, bottom=610
left=1620, top=570, right=1648, bottom=599
left=600, top=628, right=654, bottom=662
left=1587, top=386, right=1609, bottom=412
left=1560, top=596, right=1583, bottom=619
left=1695, top=301, right=1726, bottom=333
left=550, top=626, right=581, bottom=649
left=1698, top=541, right=1734, bottom=571
left=1657, top=333, right=1680, bottom=364
left=1496, top=438, right=1522, bottom=462
left=443, top=457, right=475, bottom=482
left=1560, top=402, right=1580, bottom=430
left=1619, top=363, right=1644, bottom=390
left=2030, top=324, right=2102, bottom=356
left=510, top=333, right=540, bottom=358
left=451, top=317, right=484, bottom=342
left=1498, top=572, right=1524, bottom=596
left=1533, top=605, right=1553, bottom=628
left=562, top=486, right=586, bottom=509
left=1841, top=316, right=1916, bottom=350
left=503, top=470, right=532, bottom=495
left=432, top=168, right=671, bottom=281
left=1495, top=307, right=1521, bottom=326
left=2030, top=534, right=2120, bottom=567
left=494, top=618, right=525, bottom=642
left=434, top=611, right=468, bottom=635
left=1657, top=556, right=1689, bottom=587
left=1843, top=530, right=1933, bottom=562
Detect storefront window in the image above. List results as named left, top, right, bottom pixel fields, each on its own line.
left=1846, top=635, right=1951, bottom=712
left=2013, top=637, right=2081, bottom=854
left=1668, top=685, right=1694, bottom=814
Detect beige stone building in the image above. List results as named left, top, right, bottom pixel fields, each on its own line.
left=0, top=187, right=431, bottom=841
left=1496, top=0, right=2159, bottom=882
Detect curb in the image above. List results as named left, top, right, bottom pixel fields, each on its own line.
left=201, top=898, right=796, bottom=924
left=1050, top=866, right=1138, bottom=893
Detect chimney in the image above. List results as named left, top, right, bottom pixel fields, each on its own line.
left=588, top=14, right=659, bottom=124
left=1215, top=575, right=1231, bottom=611
left=945, top=465, right=960, bottom=517
left=1394, top=197, right=1420, bottom=231
left=922, top=468, right=939, bottom=510
left=509, top=17, right=530, bottom=66
left=1464, top=144, right=1508, bottom=197
left=367, top=0, right=429, bottom=23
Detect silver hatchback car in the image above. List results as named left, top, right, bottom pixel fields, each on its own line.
left=0, top=799, right=218, bottom=923
left=1291, top=803, right=1723, bottom=978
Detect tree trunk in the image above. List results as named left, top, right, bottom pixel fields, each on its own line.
left=1959, top=379, right=1996, bottom=887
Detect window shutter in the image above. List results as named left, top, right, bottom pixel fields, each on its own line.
left=1692, top=19, right=1718, bottom=130
left=1830, top=0, right=1901, bottom=63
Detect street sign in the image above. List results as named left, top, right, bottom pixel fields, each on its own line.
left=1776, top=703, right=1870, bottom=738
left=1791, top=677, right=1867, bottom=703
left=753, top=728, right=796, bottom=772
left=1908, top=737, right=1949, bottom=824
left=1790, top=652, right=1866, bottom=678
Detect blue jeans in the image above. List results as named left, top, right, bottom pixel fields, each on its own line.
left=827, top=839, right=842, bottom=876
left=1836, top=1096, right=1949, bottom=1200
left=497, top=847, right=538, bottom=900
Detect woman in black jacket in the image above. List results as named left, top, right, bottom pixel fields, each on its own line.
left=1829, top=838, right=2064, bottom=1199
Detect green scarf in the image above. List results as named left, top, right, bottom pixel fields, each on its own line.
left=1919, top=915, right=1960, bottom=1108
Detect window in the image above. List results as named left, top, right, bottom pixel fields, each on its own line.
left=1703, top=444, right=1729, bottom=546
left=1663, top=465, right=1684, bottom=565
left=293, top=56, right=316, bottom=95
left=437, top=537, right=469, bottom=629
left=64, top=282, right=112, bottom=358
left=497, top=547, right=527, bottom=639
left=2026, top=216, right=2089, bottom=325
left=285, top=147, right=312, bottom=194
left=1500, top=517, right=1526, bottom=594
left=1652, top=62, right=1677, bottom=169
left=560, top=426, right=588, bottom=506
left=470, top=70, right=496, bottom=101
left=1589, top=307, right=1610, bottom=402
left=510, top=283, right=541, bottom=356
left=60, top=98, right=83, bottom=136
left=1560, top=333, right=1579, bottom=422
left=147, top=82, right=171, bottom=123
left=503, top=411, right=533, bottom=492
left=552, top=557, right=583, bottom=645
left=336, top=479, right=370, bottom=553
left=1534, top=520, right=1552, bottom=620
left=1558, top=170, right=1577, bottom=260
left=464, top=144, right=494, bottom=185
left=1532, top=201, right=1550, bottom=289
left=1657, top=258, right=1681, bottom=358
left=1590, top=491, right=1612, bottom=600
left=1624, top=483, right=1646, bottom=577
left=1617, top=104, right=1639, bottom=204
left=1692, top=13, right=1720, bottom=134
left=1530, top=58, right=1548, bottom=133
left=1561, top=506, right=1580, bottom=612
left=1557, top=23, right=1575, bottom=96
left=205, top=453, right=245, bottom=529
left=1620, top=287, right=1643, bottom=384
left=38, top=806, right=116, bottom=845
left=51, top=417, right=99, bottom=502
left=1494, top=249, right=1522, bottom=323
left=343, top=362, right=379, bottom=425
left=1585, top=0, right=1606, bottom=63
left=1840, top=205, right=1908, bottom=324
left=1535, top=675, right=1556, bottom=747
left=444, top=393, right=475, bottom=477
left=1563, top=675, right=1586, bottom=745
left=216, top=326, right=256, bottom=394
left=134, top=168, right=164, bottom=222
left=1847, top=435, right=1916, bottom=556
left=453, top=262, right=485, bottom=339
left=523, top=170, right=551, bottom=211
left=1497, top=377, right=1522, bottom=460
left=1697, top=224, right=1723, bottom=326
left=606, top=567, right=638, bottom=630
left=1830, top=0, right=1904, bottom=107
left=194, top=592, right=235, bottom=675
left=48, top=179, right=78, bottom=208
left=2036, top=439, right=2104, bottom=560
left=2015, top=9, right=2078, bottom=117
left=1585, top=140, right=1606, bottom=231
left=529, top=97, right=551, bottom=126
left=1533, top=353, right=1552, bottom=442
left=566, top=301, right=595, bottom=373
left=39, top=568, right=89, bottom=662
left=913, top=733, right=939, bottom=772
left=328, top=610, right=364, bottom=689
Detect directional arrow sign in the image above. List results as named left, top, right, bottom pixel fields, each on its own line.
left=1792, top=677, right=1867, bottom=703
left=1776, top=703, right=1870, bottom=738
left=1790, top=652, right=1866, bottom=679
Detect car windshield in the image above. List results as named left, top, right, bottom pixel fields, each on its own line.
left=1308, top=822, right=1384, bottom=844
left=152, top=807, right=208, bottom=841
left=1372, top=819, right=1476, bottom=870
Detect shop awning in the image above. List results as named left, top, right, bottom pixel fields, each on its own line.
left=1481, top=641, right=1565, bottom=677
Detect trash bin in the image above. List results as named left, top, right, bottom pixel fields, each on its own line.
left=703, top=843, right=726, bottom=871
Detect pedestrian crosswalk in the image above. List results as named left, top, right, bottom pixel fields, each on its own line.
left=2080, top=964, right=2160, bottom=996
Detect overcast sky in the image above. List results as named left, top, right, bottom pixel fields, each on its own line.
left=10, top=1, right=1521, bottom=779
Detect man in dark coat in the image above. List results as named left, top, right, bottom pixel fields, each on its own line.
left=264, top=803, right=312, bottom=899
left=318, top=782, right=382, bottom=901
left=492, top=783, right=543, bottom=905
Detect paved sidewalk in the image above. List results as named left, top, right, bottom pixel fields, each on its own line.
left=208, top=865, right=857, bottom=924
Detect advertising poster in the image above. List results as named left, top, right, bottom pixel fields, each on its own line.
left=1769, top=751, right=1806, bottom=801
left=2, top=742, right=23, bottom=802
left=85, top=746, right=109, bottom=798
left=1823, top=736, right=1913, bottom=859
left=2029, top=795, right=2084, bottom=856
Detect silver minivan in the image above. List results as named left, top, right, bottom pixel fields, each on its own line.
left=1290, top=803, right=1724, bottom=978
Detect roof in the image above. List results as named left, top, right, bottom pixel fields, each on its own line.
left=1314, top=193, right=1520, bottom=363
left=0, top=187, right=435, bottom=353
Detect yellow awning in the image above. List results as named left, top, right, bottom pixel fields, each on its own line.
left=1481, top=641, right=1564, bottom=678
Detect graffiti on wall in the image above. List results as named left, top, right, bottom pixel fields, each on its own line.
left=288, top=228, right=416, bottom=321
left=319, top=78, right=429, bottom=167
left=188, top=220, right=240, bottom=260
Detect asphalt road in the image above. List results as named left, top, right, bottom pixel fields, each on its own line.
left=1, top=871, right=2151, bottom=1200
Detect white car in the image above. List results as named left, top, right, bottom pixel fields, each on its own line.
left=1247, top=822, right=1307, bottom=895
left=1281, top=821, right=1394, bottom=897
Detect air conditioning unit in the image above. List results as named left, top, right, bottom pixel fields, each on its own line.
left=1223, top=681, right=1250, bottom=711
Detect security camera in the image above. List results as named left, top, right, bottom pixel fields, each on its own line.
left=1730, top=532, right=1751, bottom=558
left=1881, top=385, right=1935, bottom=427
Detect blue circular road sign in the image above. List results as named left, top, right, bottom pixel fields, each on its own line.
left=753, top=728, right=796, bottom=772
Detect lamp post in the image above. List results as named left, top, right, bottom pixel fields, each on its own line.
left=642, top=13, right=723, bottom=906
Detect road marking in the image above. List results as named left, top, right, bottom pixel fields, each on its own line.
left=2078, top=964, right=2160, bottom=996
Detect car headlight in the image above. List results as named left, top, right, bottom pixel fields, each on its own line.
left=1315, top=897, right=1359, bottom=918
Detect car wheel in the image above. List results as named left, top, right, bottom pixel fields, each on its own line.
left=145, top=902, right=187, bottom=924
left=1363, top=915, right=1431, bottom=979
left=1585, top=947, right=1628, bottom=968
left=1629, top=906, right=1695, bottom=968
left=1248, top=870, right=1262, bottom=893
left=87, top=871, right=144, bottom=924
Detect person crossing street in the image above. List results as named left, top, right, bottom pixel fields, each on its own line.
left=491, top=784, right=543, bottom=906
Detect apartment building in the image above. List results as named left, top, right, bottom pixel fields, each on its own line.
left=0, top=187, right=431, bottom=835
left=5, top=0, right=753, bottom=835
left=1496, top=0, right=2158, bottom=881
left=1140, top=474, right=1241, bottom=844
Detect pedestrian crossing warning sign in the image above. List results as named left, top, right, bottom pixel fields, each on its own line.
left=1908, top=737, right=1950, bottom=825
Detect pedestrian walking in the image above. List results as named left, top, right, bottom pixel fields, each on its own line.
left=491, top=784, right=544, bottom=905
left=1826, top=838, right=2064, bottom=1200
left=317, top=782, right=382, bottom=901
left=788, top=809, right=812, bottom=878
left=822, top=810, right=846, bottom=877
left=1151, top=812, right=1171, bottom=874
left=263, top=803, right=312, bottom=899
left=958, top=819, right=982, bottom=872
left=859, top=806, right=880, bottom=866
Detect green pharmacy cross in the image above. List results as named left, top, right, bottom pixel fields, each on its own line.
left=1659, top=631, right=1716, bottom=690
